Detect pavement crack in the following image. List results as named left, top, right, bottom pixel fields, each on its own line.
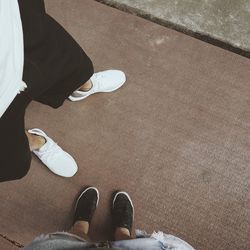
left=0, top=233, right=23, bottom=248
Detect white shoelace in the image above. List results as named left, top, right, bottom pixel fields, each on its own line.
left=38, top=140, right=62, bottom=162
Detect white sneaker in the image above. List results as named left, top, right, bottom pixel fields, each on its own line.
left=28, top=128, right=78, bottom=177
left=68, top=69, right=126, bottom=102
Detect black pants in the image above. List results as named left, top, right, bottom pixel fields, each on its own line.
left=0, top=94, right=32, bottom=182
left=0, top=0, right=94, bottom=182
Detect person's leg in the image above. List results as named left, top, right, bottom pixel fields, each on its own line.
left=69, top=70, right=126, bottom=102
left=0, top=93, right=32, bottom=182
left=69, top=221, right=90, bottom=242
left=25, top=131, right=46, bottom=151
left=112, top=192, right=134, bottom=241
left=19, top=0, right=95, bottom=109
left=79, top=80, right=93, bottom=92
left=69, top=187, right=99, bottom=241
left=114, top=227, right=132, bottom=241
left=23, top=187, right=100, bottom=249
left=26, top=128, right=78, bottom=178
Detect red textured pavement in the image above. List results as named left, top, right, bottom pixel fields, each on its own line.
left=0, top=0, right=249, bottom=249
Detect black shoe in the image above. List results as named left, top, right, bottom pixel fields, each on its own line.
left=112, top=191, right=134, bottom=234
left=74, top=187, right=99, bottom=224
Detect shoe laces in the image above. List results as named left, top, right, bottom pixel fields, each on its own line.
left=92, top=73, right=105, bottom=90
left=39, top=140, right=61, bottom=162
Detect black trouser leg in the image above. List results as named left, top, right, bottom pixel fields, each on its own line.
left=0, top=93, right=32, bottom=182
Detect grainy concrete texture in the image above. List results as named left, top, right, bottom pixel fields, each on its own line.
left=0, top=0, right=250, bottom=250
left=0, top=237, right=19, bottom=250
left=98, top=0, right=250, bottom=52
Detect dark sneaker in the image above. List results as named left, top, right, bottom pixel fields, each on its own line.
left=74, top=187, right=99, bottom=224
left=112, top=191, right=134, bottom=234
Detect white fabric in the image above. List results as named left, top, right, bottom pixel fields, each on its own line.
left=0, top=0, right=26, bottom=118
left=136, top=230, right=195, bottom=250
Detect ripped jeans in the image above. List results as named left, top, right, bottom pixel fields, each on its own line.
left=23, top=230, right=195, bottom=250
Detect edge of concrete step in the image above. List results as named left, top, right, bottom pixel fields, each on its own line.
left=95, top=0, right=250, bottom=59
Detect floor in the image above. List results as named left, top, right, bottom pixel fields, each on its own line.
left=0, top=0, right=250, bottom=249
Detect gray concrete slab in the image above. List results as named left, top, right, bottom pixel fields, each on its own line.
left=97, top=0, right=250, bottom=53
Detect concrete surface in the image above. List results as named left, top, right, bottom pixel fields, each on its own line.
left=0, top=0, right=250, bottom=249
left=97, top=0, right=250, bottom=54
left=0, top=237, right=20, bottom=249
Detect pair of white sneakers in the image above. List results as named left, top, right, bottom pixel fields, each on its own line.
left=29, top=70, right=126, bottom=177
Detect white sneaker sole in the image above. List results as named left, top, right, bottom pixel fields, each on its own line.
left=68, top=80, right=125, bottom=102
